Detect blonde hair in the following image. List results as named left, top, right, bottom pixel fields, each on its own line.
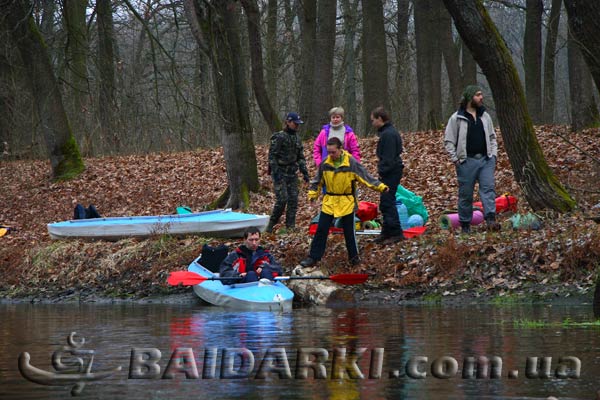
left=328, top=106, right=345, bottom=117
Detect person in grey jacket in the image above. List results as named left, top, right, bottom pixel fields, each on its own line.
left=444, top=85, right=500, bottom=233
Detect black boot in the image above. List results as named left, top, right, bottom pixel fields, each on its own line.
left=460, top=222, right=471, bottom=234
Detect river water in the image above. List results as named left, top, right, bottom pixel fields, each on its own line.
left=0, top=302, right=598, bottom=399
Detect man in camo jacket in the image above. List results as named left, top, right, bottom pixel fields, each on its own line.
left=266, top=112, right=310, bottom=232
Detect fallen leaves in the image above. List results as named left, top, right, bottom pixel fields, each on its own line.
left=0, top=125, right=599, bottom=300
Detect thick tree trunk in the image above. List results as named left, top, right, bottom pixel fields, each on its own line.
left=340, top=0, right=358, bottom=130
left=395, top=0, right=411, bottom=130
left=542, top=0, right=562, bottom=124
left=241, top=0, right=281, bottom=132
left=460, top=38, right=477, bottom=87
left=439, top=3, right=461, bottom=116
left=568, top=36, right=600, bottom=132
left=524, top=0, right=543, bottom=124
left=442, top=0, right=575, bottom=212
left=309, top=0, right=337, bottom=136
left=184, top=0, right=259, bottom=209
left=265, top=0, right=278, bottom=105
left=362, top=0, right=389, bottom=136
left=3, top=0, right=84, bottom=180
left=97, top=0, right=117, bottom=154
left=563, top=1, right=600, bottom=93
left=64, top=0, right=89, bottom=150
left=298, top=0, right=317, bottom=136
left=415, top=0, right=442, bottom=130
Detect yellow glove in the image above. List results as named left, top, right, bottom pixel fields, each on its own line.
left=308, top=190, right=319, bottom=201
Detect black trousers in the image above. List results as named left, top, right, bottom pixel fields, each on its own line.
left=379, top=170, right=404, bottom=237
left=309, top=211, right=358, bottom=261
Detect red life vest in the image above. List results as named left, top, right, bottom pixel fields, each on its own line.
left=234, top=247, right=273, bottom=275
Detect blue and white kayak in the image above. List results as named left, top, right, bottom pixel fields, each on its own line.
left=47, top=209, right=269, bottom=240
left=188, top=256, right=294, bottom=311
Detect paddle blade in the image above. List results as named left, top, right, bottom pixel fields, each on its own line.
left=329, top=273, right=369, bottom=285
left=167, top=271, right=207, bottom=286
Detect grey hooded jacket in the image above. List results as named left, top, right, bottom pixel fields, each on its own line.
left=444, top=108, right=498, bottom=163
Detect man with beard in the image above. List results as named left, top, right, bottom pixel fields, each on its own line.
left=444, top=85, right=500, bottom=233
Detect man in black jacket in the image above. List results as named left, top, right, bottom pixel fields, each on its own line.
left=219, top=227, right=283, bottom=283
left=370, top=107, right=405, bottom=244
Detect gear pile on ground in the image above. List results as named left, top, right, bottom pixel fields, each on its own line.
left=1, top=126, right=599, bottom=301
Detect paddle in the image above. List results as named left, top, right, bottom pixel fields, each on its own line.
left=167, top=271, right=369, bottom=286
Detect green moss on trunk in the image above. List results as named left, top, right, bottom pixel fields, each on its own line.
left=54, top=134, right=85, bottom=181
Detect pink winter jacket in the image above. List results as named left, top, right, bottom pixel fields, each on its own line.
left=313, top=124, right=361, bottom=166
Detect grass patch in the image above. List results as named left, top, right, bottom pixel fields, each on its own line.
left=490, top=294, right=530, bottom=305
left=422, top=293, right=442, bottom=303
left=514, top=318, right=600, bottom=328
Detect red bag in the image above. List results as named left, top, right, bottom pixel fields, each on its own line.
left=473, top=195, right=518, bottom=214
left=356, top=201, right=378, bottom=222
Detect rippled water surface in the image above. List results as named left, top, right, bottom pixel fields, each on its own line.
left=1, top=302, right=598, bottom=399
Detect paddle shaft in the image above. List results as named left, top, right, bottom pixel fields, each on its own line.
left=167, top=271, right=368, bottom=286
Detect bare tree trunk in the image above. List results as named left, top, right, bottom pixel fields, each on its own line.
left=3, top=0, right=84, bottom=180
left=298, top=0, right=317, bottom=135
left=184, top=0, right=259, bottom=209
left=568, top=34, right=600, bottom=132
left=524, top=0, right=543, bottom=124
left=563, top=0, right=600, bottom=93
left=362, top=0, right=389, bottom=136
left=542, top=0, right=562, bottom=124
left=460, top=37, right=477, bottom=87
left=241, top=0, right=281, bottom=132
left=442, top=0, right=575, bottom=212
left=0, top=14, right=14, bottom=152
left=265, top=0, right=278, bottom=105
left=340, top=0, right=358, bottom=130
left=395, top=0, right=411, bottom=130
left=415, top=0, right=442, bottom=130
left=439, top=1, right=461, bottom=117
left=309, top=0, right=337, bottom=136
left=97, top=0, right=117, bottom=154
left=64, top=0, right=90, bottom=152
left=39, top=0, right=56, bottom=42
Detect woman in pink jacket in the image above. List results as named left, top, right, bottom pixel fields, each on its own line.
left=313, top=107, right=361, bottom=166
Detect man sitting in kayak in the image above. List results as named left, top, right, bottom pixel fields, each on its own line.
left=219, top=227, right=283, bottom=283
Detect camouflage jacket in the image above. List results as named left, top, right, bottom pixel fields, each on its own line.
left=268, top=128, right=309, bottom=179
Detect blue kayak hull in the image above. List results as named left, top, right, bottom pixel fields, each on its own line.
left=188, top=257, right=294, bottom=311
left=47, top=209, right=269, bottom=240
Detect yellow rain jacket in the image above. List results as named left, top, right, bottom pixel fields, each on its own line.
left=308, top=151, right=388, bottom=217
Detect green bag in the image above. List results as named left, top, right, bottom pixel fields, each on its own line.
left=395, top=185, right=429, bottom=223
left=510, top=213, right=542, bottom=230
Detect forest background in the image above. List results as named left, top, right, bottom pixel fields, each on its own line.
left=1, top=0, right=599, bottom=300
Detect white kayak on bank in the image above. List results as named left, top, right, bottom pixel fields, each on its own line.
left=47, top=209, right=269, bottom=240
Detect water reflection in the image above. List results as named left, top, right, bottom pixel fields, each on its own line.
left=0, top=303, right=599, bottom=399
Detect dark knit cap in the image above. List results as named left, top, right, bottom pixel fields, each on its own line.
left=462, top=85, right=482, bottom=105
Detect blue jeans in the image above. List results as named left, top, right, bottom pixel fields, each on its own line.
left=456, top=156, right=496, bottom=224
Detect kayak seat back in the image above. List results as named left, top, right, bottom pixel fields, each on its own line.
left=201, top=244, right=229, bottom=273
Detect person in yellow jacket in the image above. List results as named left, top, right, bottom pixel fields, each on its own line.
left=300, top=137, right=389, bottom=267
